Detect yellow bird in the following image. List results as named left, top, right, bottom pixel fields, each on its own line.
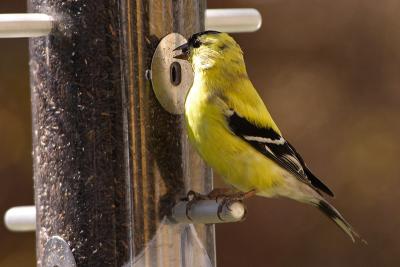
left=174, top=31, right=361, bottom=242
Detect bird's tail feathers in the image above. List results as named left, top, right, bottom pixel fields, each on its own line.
left=313, top=199, right=366, bottom=244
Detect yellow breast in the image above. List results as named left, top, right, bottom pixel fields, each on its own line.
left=185, top=83, right=283, bottom=193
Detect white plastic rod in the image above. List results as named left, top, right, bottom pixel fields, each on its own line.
left=0, top=13, right=53, bottom=38
left=4, top=201, right=245, bottom=232
left=4, top=206, right=36, bottom=232
left=205, top=8, right=262, bottom=33
left=0, top=9, right=261, bottom=39
left=171, top=200, right=246, bottom=224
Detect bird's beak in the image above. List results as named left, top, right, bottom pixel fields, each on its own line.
left=173, top=42, right=189, bottom=60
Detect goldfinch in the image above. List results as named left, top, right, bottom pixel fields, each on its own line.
left=174, top=31, right=361, bottom=242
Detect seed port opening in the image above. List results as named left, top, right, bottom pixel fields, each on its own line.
left=170, top=61, right=182, bottom=86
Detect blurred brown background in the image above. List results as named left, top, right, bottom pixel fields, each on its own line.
left=0, top=0, right=399, bottom=266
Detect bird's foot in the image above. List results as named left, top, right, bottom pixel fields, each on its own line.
left=207, top=188, right=236, bottom=202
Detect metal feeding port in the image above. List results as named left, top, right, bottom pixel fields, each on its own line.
left=150, top=33, right=194, bottom=115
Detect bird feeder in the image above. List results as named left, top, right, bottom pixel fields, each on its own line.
left=1, top=2, right=261, bottom=266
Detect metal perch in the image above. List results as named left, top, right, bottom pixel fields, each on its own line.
left=171, top=200, right=246, bottom=224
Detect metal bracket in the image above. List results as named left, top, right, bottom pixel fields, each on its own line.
left=150, top=33, right=194, bottom=115
left=42, top=236, right=77, bottom=267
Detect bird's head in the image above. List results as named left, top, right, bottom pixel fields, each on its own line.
left=174, top=31, right=246, bottom=72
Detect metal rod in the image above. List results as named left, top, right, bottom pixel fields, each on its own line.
left=171, top=200, right=246, bottom=224
left=4, top=206, right=36, bottom=232
left=0, top=13, right=53, bottom=38
left=205, top=8, right=262, bottom=33
left=0, top=9, right=261, bottom=38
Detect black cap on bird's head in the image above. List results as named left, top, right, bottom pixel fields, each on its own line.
left=173, top=30, right=221, bottom=60
left=173, top=31, right=244, bottom=71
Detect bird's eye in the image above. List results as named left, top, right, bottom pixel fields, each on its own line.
left=192, top=39, right=202, bottom=48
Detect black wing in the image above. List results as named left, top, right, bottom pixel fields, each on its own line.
left=227, top=111, right=334, bottom=197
